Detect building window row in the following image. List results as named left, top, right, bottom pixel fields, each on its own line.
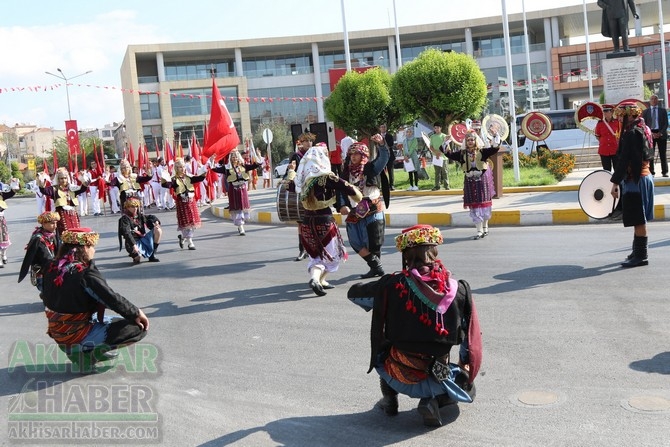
left=163, top=60, right=236, bottom=82
left=170, top=86, right=240, bottom=117
left=242, top=54, right=312, bottom=78
left=248, top=85, right=318, bottom=128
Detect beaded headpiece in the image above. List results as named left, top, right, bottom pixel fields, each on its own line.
left=61, top=228, right=99, bottom=246
left=298, top=132, right=316, bottom=142
left=615, top=100, right=642, bottom=117
left=395, top=224, right=443, bottom=252
left=124, top=197, right=142, bottom=209
left=37, top=211, right=61, bottom=224
left=348, top=142, right=370, bottom=157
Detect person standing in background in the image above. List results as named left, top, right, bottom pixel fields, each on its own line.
left=429, top=123, right=450, bottom=191
left=379, top=124, right=396, bottom=191
left=594, top=104, right=621, bottom=172
left=642, top=94, right=668, bottom=177
left=403, top=127, right=420, bottom=191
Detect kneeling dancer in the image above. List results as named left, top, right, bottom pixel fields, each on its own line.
left=118, top=198, right=162, bottom=264
left=42, top=228, right=150, bottom=372
left=347, top=225, right=482, bottom=427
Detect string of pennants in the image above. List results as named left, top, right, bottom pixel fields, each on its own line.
left=0, top=45, right=667, bottom=96
left=0, top=83, right=324, bottom=102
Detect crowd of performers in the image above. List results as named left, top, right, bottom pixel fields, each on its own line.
left=7, top=128, right=488, bottom=420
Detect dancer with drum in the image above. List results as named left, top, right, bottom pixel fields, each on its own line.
left=294, top=144, right=362, bottom=296
left=610, top=100, right=655, bottom=268
left=336, top=134, right=391, bottom=279
left=291, top=132, right=316, bottom=260
left=39, top=168, right=89, bottom=236
left=445, top=129, right=500, bottom=240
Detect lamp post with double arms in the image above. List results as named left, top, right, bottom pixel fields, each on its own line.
left=44, top=68, right=92, bottom=120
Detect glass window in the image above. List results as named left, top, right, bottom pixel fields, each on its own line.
left=170, top=86, right=240, bottom=117
left=140, top=94, right=161, bottom=120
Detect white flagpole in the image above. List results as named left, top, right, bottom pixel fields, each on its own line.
left=659, top=0, right=668, bottom=107
left=583, top=0, right=594, bottom=101
left=522, top=0, right=534, bottom=110
left=393, top=0, right=402, bottom=68
left=341, top=0, right=352, bottom=72
left=502, top=0, right=520, bottom=181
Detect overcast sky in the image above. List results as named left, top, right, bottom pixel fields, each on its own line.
left=0, top=0, right=593, bottom=130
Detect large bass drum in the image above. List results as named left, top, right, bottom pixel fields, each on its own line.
left=578, top=169, right=619, bottom=219
left=276, top=182, right=305, bottom=222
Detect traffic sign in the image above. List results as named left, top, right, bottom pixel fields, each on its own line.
left=262, top=128, right=273, bottom=144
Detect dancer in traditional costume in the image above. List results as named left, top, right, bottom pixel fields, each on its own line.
left=611, top=100, right=655, bottom=268
left=162, top=157, right=206, bottom=249
left=294, top=145, right=362, bottom=296
left=213, top=149, right=261, bottom=236
left=112, top=159, right=152, bottom=211
left=336, top=134, right=391, bottom=278
left=42, top=227, right=150, bottom=373
left=18, top=211, right=61, bottom=291
left=347, top=225, right=481, bottom=427
left=445, top=129, right=500, bottom=239
left=39, top=168, right=88, bottom=236
left=118, top=198, right=162, bottom=264
left=0, top=179, right=20, bottom=267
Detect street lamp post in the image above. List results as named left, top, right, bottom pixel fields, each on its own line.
left=44, top=68, right=92, bottom=120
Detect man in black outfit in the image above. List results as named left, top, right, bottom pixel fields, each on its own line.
left=642, top=94, right=668, bottom=177
left=379, top=124, right=396, bottom=191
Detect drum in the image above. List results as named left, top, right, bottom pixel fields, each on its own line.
left=578, top=169, right=619, bottom=219
left=276, top=182, right=305, bottom=222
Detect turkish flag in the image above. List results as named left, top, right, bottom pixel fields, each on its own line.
left=65, top=120, right=80, bottom=158
left=202, top=78, right=240, bottom=159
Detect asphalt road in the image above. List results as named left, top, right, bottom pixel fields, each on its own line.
left=1, top=196, right=669, bottom=446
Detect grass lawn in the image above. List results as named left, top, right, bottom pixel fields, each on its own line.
left=392, top=163, right=557, bottom=191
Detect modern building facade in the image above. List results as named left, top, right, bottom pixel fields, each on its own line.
left=120, top=0, right=670, bottom=153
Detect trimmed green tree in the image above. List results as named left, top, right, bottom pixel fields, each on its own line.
left=390, top=48, right=488, bottom=128
left=324, top=67, right=411, bottom=140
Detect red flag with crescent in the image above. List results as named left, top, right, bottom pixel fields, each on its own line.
left=65, top=120, right=80, bottom=159
left=202, top=78, right=240, bottom=159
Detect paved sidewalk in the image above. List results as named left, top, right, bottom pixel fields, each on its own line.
left=211, top=168, right=670, bottom=227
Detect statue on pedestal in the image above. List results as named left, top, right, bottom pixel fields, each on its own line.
left=598, top=0, right=639, bottom=53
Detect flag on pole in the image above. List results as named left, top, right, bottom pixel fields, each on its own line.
left=65, top=120, right=80, bottom=159
left=92, top=142, right=99, bottom=168
left=137, top=141, right=145, bottom=171
left=52, top=147, right=59, bottom=172
left=128, top=142, right=136, bottom=167
left=80, top=145, right=87, bottom=170
left=202, top=78, right=240, bottom=159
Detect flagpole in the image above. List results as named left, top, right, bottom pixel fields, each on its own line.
left=522, top=0, right=534, bottom=110
left=393, top=0, right=402, bottom=69
left=341, top=0, right=352, bottom=71
left=502, top=0, right=520, bottom=181
left=582, top=0, right=594, bottom=101
left=659, top=0, right=668, bottom=107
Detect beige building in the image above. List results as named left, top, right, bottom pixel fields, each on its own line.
left=23, top=127, right=66, bottom=160
left=120, top=0, right=670, bottom=154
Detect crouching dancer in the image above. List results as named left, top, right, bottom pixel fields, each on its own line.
left=347, top=225, right=482, bottom=427
left=118, top=198, right=162, bottom=264
left=42, top=228, right=150, bottom=373
left=18, top=211, right=61, bottom=293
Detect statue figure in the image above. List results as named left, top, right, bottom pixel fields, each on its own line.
left=598, top=0, right=639, bottom=53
